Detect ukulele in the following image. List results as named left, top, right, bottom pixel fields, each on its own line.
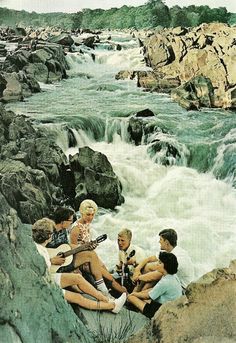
left=47, top=234, right=107, bottom=273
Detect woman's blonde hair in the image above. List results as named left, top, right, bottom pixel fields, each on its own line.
left=79, top=199, right=98, bottom=215
left=32, top=218, right=55, bottom=244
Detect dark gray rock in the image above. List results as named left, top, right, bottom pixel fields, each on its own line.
left=69, top=146, right=124, bottom=210
left=49, top=33, right=74, bottom=47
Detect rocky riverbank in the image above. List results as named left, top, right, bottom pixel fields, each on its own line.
left=117, top=23, right=236, bottom=110
left=127, top=260, right=236, bottom=343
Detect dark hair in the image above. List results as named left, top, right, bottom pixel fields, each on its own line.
left=159, top=251, right=178, bottom=275
left=52, top=207, right=75, bottom=224
left=159, top=228, right=177, bottom=247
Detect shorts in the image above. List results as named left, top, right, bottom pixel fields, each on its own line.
left=52, top=273, right=65, bottom=295
left=143, top=300, right=162, bottom=318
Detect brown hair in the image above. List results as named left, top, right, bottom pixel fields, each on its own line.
left=32, top=218, right=54, bottom=244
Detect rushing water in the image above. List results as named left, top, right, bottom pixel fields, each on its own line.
left=7, top=31, right=236, bottom=280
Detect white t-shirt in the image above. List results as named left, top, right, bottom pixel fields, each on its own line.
left=35, top=243, right=51, bottom=269
left=171, top=246, right=194, bottom=288
left=118, top=243, right=147, bottom=274
left=35, top=243, right=63, bottom=291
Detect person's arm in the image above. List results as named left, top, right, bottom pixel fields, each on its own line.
left=132, top=255, right=158, bottom=281
left=50, top=255, right=65, bottom=265
left=70, top=225, right=81, bottom=245
left=138, top=270, right=163, bottom=283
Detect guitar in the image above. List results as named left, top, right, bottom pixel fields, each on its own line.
left=47, top=234, right=107, bottom=273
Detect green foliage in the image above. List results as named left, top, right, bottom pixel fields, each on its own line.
left=0, top=2, right=233, bottom=31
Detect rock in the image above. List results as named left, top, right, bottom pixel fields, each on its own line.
left=23, top=62, right=49, bottom=83
left=128, top=117, right=144, bottom=145
left=135, top=109, right=155, bottom=117
left=126, top=260, right=236, bottom=343
left=49, top=33, right=74, bottom=47
left=82, top=36, right=97, bottom=49
left=69, top=146, right=124, bottom=210
left=171, top=75, right=214, bottom=110
left=142, top=23, right=236, bottom=109
left=115, top=70, right=137, bottom=80
left=73, top=303, right=149, bottom=342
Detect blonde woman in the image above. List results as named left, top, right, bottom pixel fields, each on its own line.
left=70, top=199, right=98, bottom=246
left=70, top=199, right=127, bottom=295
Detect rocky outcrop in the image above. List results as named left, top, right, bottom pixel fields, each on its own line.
left=126, top=260, right=236, bottom=343
left=69, top=146, right=124, bottom=210
left=0, top=106, right=124, bottom=222
left=141, top=23, right=236, bottom=109
left=0, top=28, right=69, bottom=102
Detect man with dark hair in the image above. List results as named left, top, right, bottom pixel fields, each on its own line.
left=127, top=252, right=182, bottom=318
left=133, top=228, right=194, bottom=290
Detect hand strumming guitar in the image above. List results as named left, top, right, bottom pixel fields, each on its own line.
left=50, top=255, right=66, bottom=265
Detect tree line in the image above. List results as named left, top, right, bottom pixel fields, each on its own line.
left=0, top=0, right=234, bottom=30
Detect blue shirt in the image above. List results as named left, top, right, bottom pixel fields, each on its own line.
left=149, top=274, right=182, bottom=304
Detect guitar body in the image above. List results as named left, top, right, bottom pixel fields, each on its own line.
left=47, top=244, right=73, bottom=273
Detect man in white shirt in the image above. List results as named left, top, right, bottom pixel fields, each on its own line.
left=133, top=228, right=194, bottom=290
left=114, top=228, right=147, bottom=293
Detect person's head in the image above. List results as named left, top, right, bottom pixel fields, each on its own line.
left=117, top=228, right=132, bottom=251
left=159, top=251, right=178, bottom=275
left=159, top=228, right=177, bottom=251
left=32, top=218, right=55, bottom=245
left=53, top=207, right=75, bottom=229
left=79, top=199, right=98, bottom=224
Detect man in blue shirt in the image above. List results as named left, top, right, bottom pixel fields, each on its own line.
left=127, top=252, right=182, bottom=318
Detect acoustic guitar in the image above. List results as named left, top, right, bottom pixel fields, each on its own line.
left=47, top=234, right=107, bottom=273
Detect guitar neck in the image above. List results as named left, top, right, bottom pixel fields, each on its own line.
left=62, top=245, right=86, bottom=258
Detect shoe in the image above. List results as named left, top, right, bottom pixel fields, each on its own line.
left=112, top=293, right=127, bottom=314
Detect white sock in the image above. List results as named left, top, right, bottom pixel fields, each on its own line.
left=95, top=279, right=109, bottom=295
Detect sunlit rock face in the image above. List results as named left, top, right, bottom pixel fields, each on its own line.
left=142, top=23, right=236, bottom=109
left=126, top=260, right=236, bottom=343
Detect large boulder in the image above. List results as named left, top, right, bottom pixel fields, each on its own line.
left=126, top=261, right=236, bottom=343
left=49, top=33, right=74, bottom=47
left=69, top=146, right=124, bottom=210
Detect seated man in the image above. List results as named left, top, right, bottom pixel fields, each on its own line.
left=133, top=228, right=194, bottom=291
left=33, top=218, right=126, bottom=313
left=112, top=228, right=148, bottom=293
left=47, top=206, right=126, bottom=296
left=128, top=252, right=182, bottom=318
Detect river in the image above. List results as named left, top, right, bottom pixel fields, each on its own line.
left=6, top=31, right=236, bottom=280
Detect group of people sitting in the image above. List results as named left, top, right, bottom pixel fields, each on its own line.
left=32, top=199, right=194, bottom=318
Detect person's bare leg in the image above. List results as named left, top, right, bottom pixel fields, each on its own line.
left=100, top=266, right=127, bottom=294
left=64, top=290, right=114, bottom=311
left=127, top=294, right=146, bottom=313
left=60, top=273, right=109, bottom=302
